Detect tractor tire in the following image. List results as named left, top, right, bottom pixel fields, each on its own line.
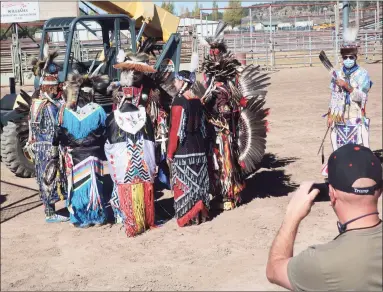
left=1, top=121, right=35, bottom=178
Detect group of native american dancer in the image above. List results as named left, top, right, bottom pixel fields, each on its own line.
left=14, top=21, right=372, bottom=237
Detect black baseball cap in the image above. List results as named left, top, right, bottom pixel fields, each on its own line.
left=328, top=144, right=382, bottom=195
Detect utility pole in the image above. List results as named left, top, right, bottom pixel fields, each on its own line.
left=269, top=4, right=273, bottom=69
left=200, top=10, right=202, bottom=38
left=378, top=1, right=380, bottom=30
left=309, top=15, right=312, bottom=66
left=200, top=10, right=203, bottom=61
left=249, top=7, right=252, bottom=52
left=335, top=2, right=339, bottom=67
left=343, top=0, right=349, bottom=30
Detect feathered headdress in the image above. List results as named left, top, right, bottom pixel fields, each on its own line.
left=35, top=44, right=62, bottom=95
left=113, top=37, right=157, bottom=73
left=199, top=20, right=228, bottom=53
left=175, top=52, right=199, bottom=84
left=64, top=73, right=110, bottom=109
left=340, top=16, right=360, bottom=56
left=30, top=56, right=45, bottom=77
left=30, top=43, right=60, bottom=77
left=202, top=51, right=241, bottom=82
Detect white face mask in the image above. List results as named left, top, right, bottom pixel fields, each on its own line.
left=343, top=57, right=356, bottom=69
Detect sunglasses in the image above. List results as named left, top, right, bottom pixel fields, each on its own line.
left=342, top=55, right=356, bottom=60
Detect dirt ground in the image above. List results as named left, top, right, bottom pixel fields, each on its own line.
left=1, top=64, right=382, bottom=291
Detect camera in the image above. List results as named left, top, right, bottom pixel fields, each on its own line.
left=309, top=183, right=330, bottom=202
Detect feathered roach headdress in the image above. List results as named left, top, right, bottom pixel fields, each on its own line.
left=113, top=37, right=157, bottom=73
left=202, top=51, right=241, bottom=82
left=64, top=73, right=110, bottom=109
left=199, top=20, right=228, bottom=54
left=160, top=51, right=200, bottom=97
left=340, top=21, right=359, bottom=56
left=30, top=44, right=62, bottom=95
left=30, top=56, right=45, bottom=77
left=111, top=38, right=158, bottom=106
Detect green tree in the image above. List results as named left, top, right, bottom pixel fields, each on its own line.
left=212, top=1, right=219, bottom=21
left=161, top=1, right=175, bottom=14
left=223, top=0, right=244, bottom=27
left=193, top=1, right=200, bottom=17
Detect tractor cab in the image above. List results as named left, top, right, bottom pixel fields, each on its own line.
left=36, top=14, right=182, bottom=111
left=1, top=11, right=182, bottom=178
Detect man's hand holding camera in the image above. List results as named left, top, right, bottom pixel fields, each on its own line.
left=285, top=182, right=320, bottom=225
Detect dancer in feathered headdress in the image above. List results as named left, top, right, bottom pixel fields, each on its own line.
left=166, top=52, right=211, bottom=226
left=319, top=23, right=373, bottom=177
left=200, top=21, right=270, bottom=211
left=107, top=37, right=158, bottom=109
left=104, top=38, right=159, bottom=236
left=51, top=72, right=110, bottom=228
left=17, top=45, right=69, bottom=223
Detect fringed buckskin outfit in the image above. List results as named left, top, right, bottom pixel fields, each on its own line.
left=105, top=103, right=156, bottom=236
left=53, top=73, right=110, bottom=227
left=321, top=27, right=373, bottom=177
left=26, top=49, right=68, bottom=221
left=328, top=64, right=372, bottom=150
left=105, top=44, right=157, bottom=236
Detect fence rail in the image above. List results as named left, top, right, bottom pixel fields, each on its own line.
left=1, top=28, right=382, bottom=85
left=196, top=29, right=382, bottom=70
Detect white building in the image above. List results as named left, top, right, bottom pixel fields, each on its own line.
left=277, top=22, right=293, bottom=30
left=253, top=23, right=265, bottom=31
left=178, top=18, right=229, bottom=37
left=295, top=20, right=314, bottom=28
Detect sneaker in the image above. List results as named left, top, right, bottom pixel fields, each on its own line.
left=45, top=214, right=70, bottom=223
left=70, top=222, right=90, bottom=229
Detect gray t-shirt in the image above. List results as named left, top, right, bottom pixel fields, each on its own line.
left=287, top=222, right=382, bottom=291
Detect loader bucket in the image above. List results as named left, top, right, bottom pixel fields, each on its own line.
left=89, top=1, right=180, bottom=42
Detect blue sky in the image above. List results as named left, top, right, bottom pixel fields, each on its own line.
left=154, top=1, right=261, bottom=15
left=83, top=2, right=261, bottom=17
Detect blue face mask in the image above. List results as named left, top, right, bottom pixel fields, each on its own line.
left=343, top=58, right=356, bottom=69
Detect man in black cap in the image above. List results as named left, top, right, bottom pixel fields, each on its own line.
left=266, top=144, right=382, bottom=291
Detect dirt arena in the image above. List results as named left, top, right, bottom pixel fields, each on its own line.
left=1, top=64, right=382, bottom=291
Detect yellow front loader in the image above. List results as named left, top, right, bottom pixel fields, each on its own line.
left=1, top=1, right=182, bottom=178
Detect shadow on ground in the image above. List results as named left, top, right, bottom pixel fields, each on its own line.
left=209, top=153, right=299, bottom=220
left=0, top=193, right=7, bottom=205
left=1, top=153, right=301, bottom=224
left=0, top=181, right=41, bottom=224
left=242, top=153, right=299, bottom=202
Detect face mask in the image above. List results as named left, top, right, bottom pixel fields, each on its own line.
left=343, top=58, right=355, bottom=69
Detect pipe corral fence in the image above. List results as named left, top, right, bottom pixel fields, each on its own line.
left=191, top=1, right=382, bottom=71
left=1, top=2, right=382, bottom=85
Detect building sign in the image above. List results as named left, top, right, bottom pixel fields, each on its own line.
left=1, top=2, right=40, bottom=24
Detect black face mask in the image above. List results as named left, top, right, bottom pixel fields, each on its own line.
left=337, top=212, right=380, bottom=234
